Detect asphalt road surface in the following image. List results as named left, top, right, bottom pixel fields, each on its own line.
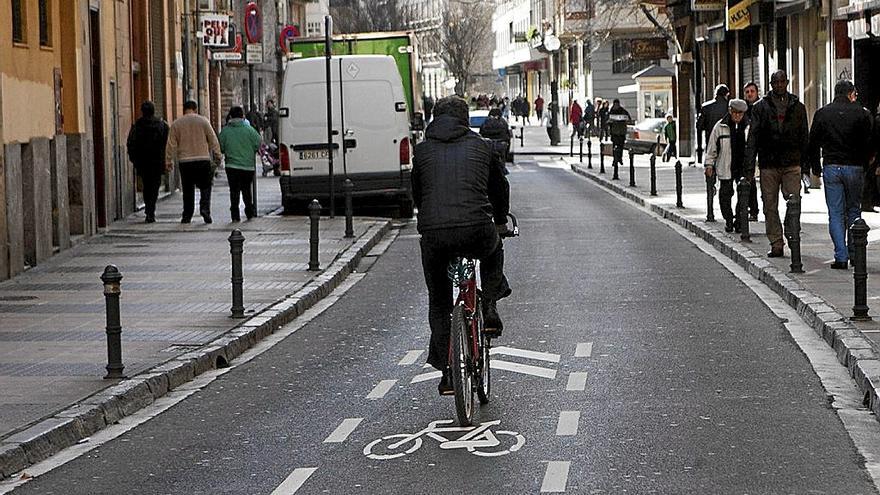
left=10, top=156, right=878, bottom=494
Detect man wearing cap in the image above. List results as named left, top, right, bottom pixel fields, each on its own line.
left=744, top=70, right=809, bottom=258
left=705, top=99, right=751, bottom=233
left=807, top=80, right=874, bottom=269
left=697, top=84, right=730, bottom=162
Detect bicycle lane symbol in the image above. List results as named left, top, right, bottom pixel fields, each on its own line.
left=363, top=419, right=525, bottom=460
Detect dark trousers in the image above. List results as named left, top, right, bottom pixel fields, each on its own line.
left=536, top=109, right=543, bottom=120
left=862, top=163, right=879, bottom=210
left=179, top=161, right=213, bottom=220
left=662, top=142, right=677, bottom=162
left=749, top=180, right=759, bottom=217
left=139, top=172, right=162, bottom=219
left=226, top=168, right=255, bottom=219
left=611, top=135, right=625, bottom=165
left=420, top=223, right=510, bottom=370
left=719, top=179, right=743, bottom=224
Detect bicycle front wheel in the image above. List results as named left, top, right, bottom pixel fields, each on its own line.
left=451, top=303, right=474, bottom=426
left=476, top=298, right=490, bottom=405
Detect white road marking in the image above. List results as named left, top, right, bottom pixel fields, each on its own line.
left=540, top=461, right=571, bottom=492
left=398, top=350, right=424, bottom=366
left=491, top=359, right=557, bottom=379
left=565, top=372, right=588, bottom=391
left=411, top=370, right=442, bottom=384
left=366, top=379, right=397, bottom=399
left=555, top=411, right=580, bottom=436
left=324, top=418, right=363, bottom=443
left=574, top=342, right=593, bottom=357
left=490, top=346, right=560, bottom=363
left=270, top=467, right=318, bottom=495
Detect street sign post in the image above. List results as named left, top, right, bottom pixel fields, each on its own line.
left=246, top=43, right=263, bottom=64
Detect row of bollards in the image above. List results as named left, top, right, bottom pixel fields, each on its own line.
left=783, top=194, right=804, bottom=274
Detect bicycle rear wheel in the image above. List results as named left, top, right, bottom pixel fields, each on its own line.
left=476, top=298, right=491, bottom=405
left=450, top=303, right=474, bottom=426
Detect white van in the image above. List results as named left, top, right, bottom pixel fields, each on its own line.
left=278, top=55, right=414, bottom=216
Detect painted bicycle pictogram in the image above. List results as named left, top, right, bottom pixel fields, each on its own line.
left=363, top=419, right=525, bottom=460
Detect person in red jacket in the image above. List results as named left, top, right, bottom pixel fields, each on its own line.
left=569, top=100, right=583, bottom=138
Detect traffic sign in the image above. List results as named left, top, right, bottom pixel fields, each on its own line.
left=246, top=43, right=263, bottom=64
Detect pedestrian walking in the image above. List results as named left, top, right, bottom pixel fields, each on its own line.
left=522, top=98, right=531, bottom=125
left=599, top=100, right=610, bottom=141
left=534, top=95, right=545, bottom=121
left=662, top=113, right=677, bottom=162
left=583, top=100, right=595, bottom=138
left=127, top=101, right=169, bottom=223
left=479, top=108, right=513, bottom=164
left=165, top=100, right=222, bottom=224
left=743, top=70, right=809, bottom=258
left=569, top=100, right=583, bottom=138
left=501, top=97, right=511, bottom=121
left=219, top=106, right=262, bottom=222
left=608, top=99, right=631, bottom=167
left=263, top=98, right=279, bottom=145
left=704, top=99, right=750, bottom=233
left=742, top=81, right=761, bottom=221
left=697, top=84, right=730, bottom=162
left=807, top=80, right=874, bottom=269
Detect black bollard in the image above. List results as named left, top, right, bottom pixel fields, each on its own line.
left=344, top=179, right=354, bottom=239
left=675, top=160, right=684, bottom=208
left=600, top=148, right=606, bottom=174
left=649, top=149, right=657, bottom=196
left=579, top=137, right=583, bottom=164
left=737, top=179, right=751, bottom=242
left=570, top=133, right=574, bottom=157
left=101, top=265, right=126, bottom=379
left=519, top=126, right=524, bottom=147
left=851, top=219, right=871, bottom=321
left=309, top=199, right=321, bottom=271
left=587, top=139, right=593, bottom=169
left=612, top=148, right=619, bottom=180
left=628, top=151, right=636, bottom=187
left=705, top=174, right=716, bottom=222
left=229, top=229, right=245, bottom=319
left=784, top=194, right=804, bottom=273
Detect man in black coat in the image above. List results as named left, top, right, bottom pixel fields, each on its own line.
left=479, top=108, right=513, bottom=164
left=697, top=84, right=730, bottom=162
left=608, top=99, right=631, bottom=168
left=412, top=96, right=511, bottom=394
left=127, top=101, right=169, bottom=223
left=744, top=70, right=809, bottom=257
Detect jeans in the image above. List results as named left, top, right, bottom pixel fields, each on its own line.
left=824, top=164, right=864, bottom=262
left=760, top=165, right=801, bottom=247
left=179, top=161, right=213, bottom=220
left=420, top=223, right=510, bottom=370
left=226, top=167, right=255, bottom=219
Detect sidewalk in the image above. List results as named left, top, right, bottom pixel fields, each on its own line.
left=0, top=171, right=390, bottom=476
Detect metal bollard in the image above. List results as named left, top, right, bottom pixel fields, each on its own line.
left=308, top=199, right=321, bottom=271
left=579, top=137, right=583, bottom=163
left=784, top=194, right=804, bottom=273
left=649, top=149, right=657, bottom=196
left=675, top=160, right=683, bottom=208
left=519, top=126, right=524, bottom=147
left=851, top=219, right=871, bottom=321
left=101, top=265, right=126, bottom=379
left=612, top=148, right=620, bottom=180
left=628, top=151, right=636, bottom=187
left=569, top=133, right=574, bottom=157
left=705, top=174, right=716, bottom=222
left=344, top=179, right=354, bottom=239
left=599, top=148, right=606, bottom=174
left=737, top=179, right=751, bottom=242
left=587, top=139, right=593, bottom=169
left=229, top=229, right=245, bottom=319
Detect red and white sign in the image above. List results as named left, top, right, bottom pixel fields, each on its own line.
left=279, top=25, right=300, bottom=54
left=244, top=2, right=262, bottom=44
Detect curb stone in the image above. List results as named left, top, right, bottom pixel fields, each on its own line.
left=0, top=220, right=391, bottom=480
left=570, top=163, right=880, bottom=420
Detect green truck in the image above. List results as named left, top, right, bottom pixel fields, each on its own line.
left=287, top=31, right=423, bottom=119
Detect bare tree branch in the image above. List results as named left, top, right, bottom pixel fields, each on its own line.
left=438, top=2, right=492, bottom=95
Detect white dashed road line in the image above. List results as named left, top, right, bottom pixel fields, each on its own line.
left=540, top=461, right=571, bottom=492
left=366, top=379, right=397, bottom=399
left=397, top=350, right=424, bottom=366
left=270, top=467, right=318, bottom=495
left=411, top=370, right=442, bottom=384
left=565, top=372, right=588, bottom=391
left=323, top=418, right=364, bottom=443
left=555, top=411, right=580, bottom=436
left=491, top=359, right=558, bottom=379
left=574, top=342, right=592, bottom=358
left=490, top=346, right=561, bottom=363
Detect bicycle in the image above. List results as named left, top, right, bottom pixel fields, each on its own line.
left=448, top=213, right=519, bottom=426
left=363, top=419, right=525, bottom=460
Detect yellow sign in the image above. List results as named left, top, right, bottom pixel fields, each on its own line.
left=727, top=0, right=758, bottom=31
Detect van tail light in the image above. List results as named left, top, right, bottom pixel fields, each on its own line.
left=280, top=144, right=291, bottom=176
left=633, top=131, right=640, bottom=140
left=399, top=137, right=412, bottom=170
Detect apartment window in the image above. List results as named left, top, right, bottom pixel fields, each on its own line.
left=612, top=40, right=658, bottom=74
left=12, top=0, right=26, bottom=44
left=39, top=0, right=51, bottom=46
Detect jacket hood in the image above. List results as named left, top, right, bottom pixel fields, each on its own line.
left=426, top=114, right=471, bottom=142
left=136, top=115, right=164, bottom=129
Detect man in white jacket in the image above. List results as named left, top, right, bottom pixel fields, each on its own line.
left=705, top=99, right=751, bottom=233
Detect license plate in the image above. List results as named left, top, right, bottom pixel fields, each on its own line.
left=299, top=149, right=337, bottom=160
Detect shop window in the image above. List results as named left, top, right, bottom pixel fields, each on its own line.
left=39, top=0, right=51, bottom=47
left=612, top=40, right=657, bottom=74
left=12, top=0, right=26, bottom=44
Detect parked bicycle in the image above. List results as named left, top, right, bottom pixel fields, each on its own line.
left=448, top=213, right=519, bottom=426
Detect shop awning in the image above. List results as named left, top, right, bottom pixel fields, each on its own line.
left=775, top=0, right=812, bottom=17
left=839, top=0, right=880, bottom=17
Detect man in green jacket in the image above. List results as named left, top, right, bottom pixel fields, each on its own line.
left=219, top=106, right=262, bottom=221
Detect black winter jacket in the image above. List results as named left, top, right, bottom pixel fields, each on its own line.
left=412, top=114, right=510, bottom=233
left=479, top=116, right=512, bottom=142
left=696, top=97, right=729, bottom=138
left=608, top=105, right=631, bottom=137
left=744, top=91, right=809, bottom=172
left=127, top=116, right=169, bottom=175
left=807, top=96, right=874, bottom=175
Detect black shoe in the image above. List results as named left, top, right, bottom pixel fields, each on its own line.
left=202, top=213, right=213, bottom=224
left=724, top=221, right=734, bottom=233
left=483, top=301, right=503, bottom=337
left=831, top=261, right=849, bottom=270
left=749, top=214, right=758, bottom=222
left=181, top=217, right=192, bottom=224
left=145, top=215, right=156, bottom=224
left=438, top=369, right=454, bottom=396
left=230, top=208, right=240, bottom=222
left=767, top=246, right=784, bottom=258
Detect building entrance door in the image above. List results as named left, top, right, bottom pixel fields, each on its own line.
left=89, top=8, right=107, bottom=228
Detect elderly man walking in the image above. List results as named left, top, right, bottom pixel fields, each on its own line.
left=165, top=100, right=222, bottom=224
left=807, top=80, right=874, bottom=269
left=744, top=71, right=809, bottom=258
left=705, top=99, right=751, bottom=233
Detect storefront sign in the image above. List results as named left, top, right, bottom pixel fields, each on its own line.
left=692, top=0, right=725, bottom=11
left=630, top=38, right=668, bottom=60
left=200, top=13, right=230, bottom=47
left=727, top=0, right=758, bottom=31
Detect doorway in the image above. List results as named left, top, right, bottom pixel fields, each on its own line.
left=89, top=8, right=107, bottom=228
left=854, top=38, right=880, bottom=115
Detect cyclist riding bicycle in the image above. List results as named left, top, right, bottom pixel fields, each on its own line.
left=479, top=108, right=513, bottom=165
left=412, top=96, right=512, bottom=396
